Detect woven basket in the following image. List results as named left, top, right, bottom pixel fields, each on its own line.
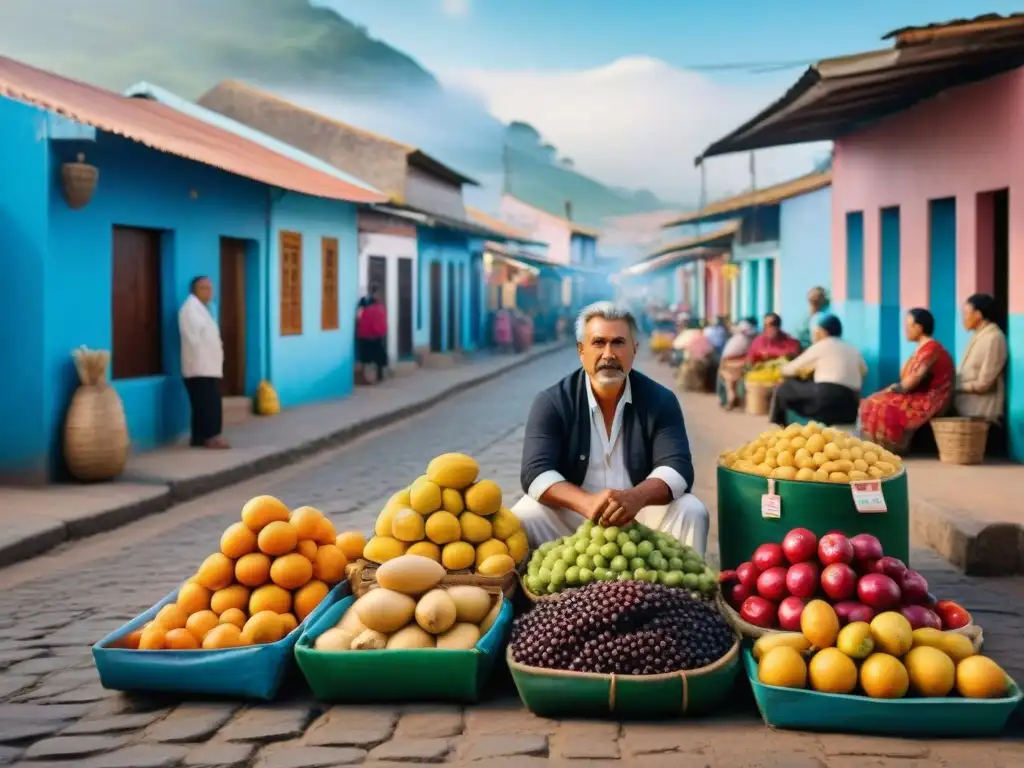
left=60, top=153, right=99, bottom=209
left=347, top=559, right=517, bottom=598
left=931, top=417, right=989, bottom=465
left=63, top=347, right=128, bottom=482
left=745, top=383, right=774, bottom=416
left=717, top=593, right=984, bottom=652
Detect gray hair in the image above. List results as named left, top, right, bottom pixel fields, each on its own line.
left=575, top=301, right=639, bottom=343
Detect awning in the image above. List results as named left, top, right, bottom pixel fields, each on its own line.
left=646, top=221, right=739, bottom=258
left=483, top=242, right=602, bottom=277
left=0, top=56, right=386, bottom=204
left=616, top=246, right=727, bottom=279
left=663, top=172, right=831, bottom=228
left=697, top=17, right=1024, bottom=160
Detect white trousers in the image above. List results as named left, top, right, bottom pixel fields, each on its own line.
left=512, top=493, right=711, bottom=558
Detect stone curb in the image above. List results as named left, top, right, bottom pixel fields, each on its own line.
left=0, top=342, right=571, bottom=570
left=911, top=497, right=1024, bottom=576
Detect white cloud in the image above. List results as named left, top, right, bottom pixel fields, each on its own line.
left=441, top=0, right=470, bottom=18
left=443, top=56, right=830, bottom=204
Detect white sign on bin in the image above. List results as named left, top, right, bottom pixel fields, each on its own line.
left=850, top=480, right=887, bottom=514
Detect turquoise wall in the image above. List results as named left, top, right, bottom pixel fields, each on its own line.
left=0, top=98, right=50, bottom=483
left=878, top=207, right=902, bottom=388
left=779, top=188, right=832, bottom=331
left=416, top=228, right=474, bottom=352
left=928, top=198, right=958, bottom=354
left=842, top=211, right=869, bottom=390
left=268, top=193, right=360, bottom=408
left=757, top=259, right=774, bottom=315
left=1008, top=315, right=1023, bottom=459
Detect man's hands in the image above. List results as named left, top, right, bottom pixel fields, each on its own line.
left=585, top=488, right=645, bottom=527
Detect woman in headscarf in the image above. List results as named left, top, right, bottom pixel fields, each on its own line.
left=955, top=293, right=1008, bottom=425
left=858, top=308, right=955, bottom=454
left=717, top=318, right=758, bottom=409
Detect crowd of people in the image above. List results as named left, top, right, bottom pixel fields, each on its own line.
left=651, top=287, right=1010, bottom=458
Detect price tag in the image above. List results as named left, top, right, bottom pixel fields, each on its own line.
left=851, top=480, right=887, bottom=513
left=761, top=478, right=781, bottom=519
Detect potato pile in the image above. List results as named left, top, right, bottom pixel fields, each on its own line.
left=363, top=452, right=528, bottom=577
left=115, top=496, right=355, bottom=651
left=720, top=422, right=904, bottom=483
left=315, top=555, right=502, bottom=651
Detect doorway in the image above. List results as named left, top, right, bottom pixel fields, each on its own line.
left=457, top=263, right=466, bottom=350
left=991, top=190, right=1009, bottom=331
left=219, top=237, right=247, bottom=396
left=430, top=261, right=443, bottom=353
left=879, top=207, right=901, bottom=388
left=447, top=262, right=457, bottom=352
left=981, top=189, right=1010, bottom=457
left=112, top=226, right=163, bottom=381
left=470, top=258, right=482, bottom=346
left=928, top=198, right=957, bottom=351
left=397, top=257, right=414, bottom=359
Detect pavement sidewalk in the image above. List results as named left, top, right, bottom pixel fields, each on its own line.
left=0, top=342, right=570, bottom=570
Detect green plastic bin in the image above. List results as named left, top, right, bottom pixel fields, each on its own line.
left=743, top=648, right=1022, bottom=737
left=294, top=595, right=513, bottom=703
left=508, top=640, right=741, bottom=719
left=717, top=465, right=910, bottom=571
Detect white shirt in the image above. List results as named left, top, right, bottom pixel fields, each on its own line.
left=178, top=294, right=224, bottom=379
left=781, top=336, right=864, bottom=392
left=527, top=376, right=689, bottom=503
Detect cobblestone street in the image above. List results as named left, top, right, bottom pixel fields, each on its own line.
left=0, top=348, right=1021, bottom=767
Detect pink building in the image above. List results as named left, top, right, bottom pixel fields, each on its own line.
left=697, top=16, right=1024, bottom=460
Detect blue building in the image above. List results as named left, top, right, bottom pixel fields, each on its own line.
left=0, top=57, right=383, bottom=484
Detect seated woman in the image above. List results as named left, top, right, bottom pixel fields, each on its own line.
left=717, top=318, right=757, bottom=409
left=858, top=308, right=955, bottom=454
left=955, top=293, right=1008, bottom=427
left=747, top=312, right=802, bottom=366
left=769, top=314, right=865, bottom=427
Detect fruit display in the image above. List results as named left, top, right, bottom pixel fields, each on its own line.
left=360, top=453, right=527, bottom=577
left=311, top=555, right=502, bottom=651
left=523, top=520, right=716, bottom=598
left=744, top=358, right=786, bottom=386
left=719, top=421, right=904, bottom=482
left=112, top=496, right=346, bottom=651
left=720, top=528, right=973, bottom=633
left=755, top=601, right=1013, bottom=701
left=649, top=329, right=675, bottom=353
left=511, top=580, right=736, bottom=675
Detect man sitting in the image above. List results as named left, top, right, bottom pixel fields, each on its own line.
left=512, top=301, right=711, bottom=556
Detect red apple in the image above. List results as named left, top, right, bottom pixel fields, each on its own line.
left=736, top=561, right=759, bottom=589
left=833, top=601, right=876, bottom=625
left=900, top=605, right=942, bottom=630
left=820, top=563, right=858, bottom=601
left=818, top=533, right=855, bottom=566
left=857, top=573, right=902, bottom=610
left=739, top=596, right=777, bottom=628
left=855, top=558, right=879, bottom=576
left=729, top=582, right=752, bottom=608
left=935, top=600, right=971, bottom=630
left=781, top=528, right=818, bottom=565
left=849, top=533, right=884, bottom=562
left=785, top=562, right=819, bottom=599
left=873, top=556, right=908, bottom=581
left=752, top=543, right=786, bottom=572
left=898, top=569, right=930, bottom=605
left=826, top=529, right=847, bottom=536
left=756, top=567, right=789, bottom=602
left=777, top=596, right=806, bottom=631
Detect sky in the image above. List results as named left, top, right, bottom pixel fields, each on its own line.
left=326, top=0, right=1022, bottom=202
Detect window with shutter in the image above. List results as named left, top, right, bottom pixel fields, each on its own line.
left=280, top=231, right=303, bottom=336
left=321, top=237, right=339, bottom=330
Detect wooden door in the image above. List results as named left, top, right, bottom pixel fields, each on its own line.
left=470, top=257, right=482, bottom=345
left=219, top=238, right=247, bottom=396
left=112, top=227, right=162, bottom=380
left=447, top=262, right=457, bottom=352
left=430, top=261, right=443, bottom=352
left=397, top=258, right=414, bottom=359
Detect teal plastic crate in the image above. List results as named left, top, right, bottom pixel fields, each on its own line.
left=294, top=593, right=513, bottom=703
left=92, top=580, right=348, bottom=700
left=743, top=648, right=1022, bottom=737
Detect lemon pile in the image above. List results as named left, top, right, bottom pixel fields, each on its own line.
left=744, top=358, right=785, bottom=385
left=720, top=422, right=904, bottom=483
left=362, top=452, right=528, bottom=577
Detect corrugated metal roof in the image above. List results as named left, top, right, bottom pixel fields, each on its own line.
left=617, top=246, right=726, bottom=279
left=123, top=81, right=382, bottom=198
left=200, top=80, right=479, bottom=188
left=645, top=221, right=740, bottom=259
left=467, top=207, right=546, bottom=245
left=883, top=13, right=1024, bottom=46
left=0, top=56, right=386, bottom=205
left=663, top=171, right=831, bottom=228
left=698, top=20, right=1024, bottom=160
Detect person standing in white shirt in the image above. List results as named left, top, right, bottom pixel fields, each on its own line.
left=770, top=314, right=865, bottom=427
left=178, top=276, right=229, bottom=449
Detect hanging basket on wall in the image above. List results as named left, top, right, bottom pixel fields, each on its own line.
left=60, top=153, right=99, bottom=210
left=64, top=346, right=129, bottom=482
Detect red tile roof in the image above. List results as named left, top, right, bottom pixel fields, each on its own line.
left=0, top=56, right=386, bottom=204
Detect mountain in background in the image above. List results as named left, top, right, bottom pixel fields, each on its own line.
left=0, top=0, right=676, bottom=226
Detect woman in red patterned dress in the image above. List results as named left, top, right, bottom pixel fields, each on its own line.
left=858, top=308, right=955, bottom=455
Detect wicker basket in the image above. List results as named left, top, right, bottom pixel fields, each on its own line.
left=744, top=383, right=774, bottom=416
left=931, top=417, right=989, bottom=465
left=61, top=153, right=99, bottom=209
left=63, top=347, right=128, bottom=482
left=347, top=559, right=517, bottom=598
